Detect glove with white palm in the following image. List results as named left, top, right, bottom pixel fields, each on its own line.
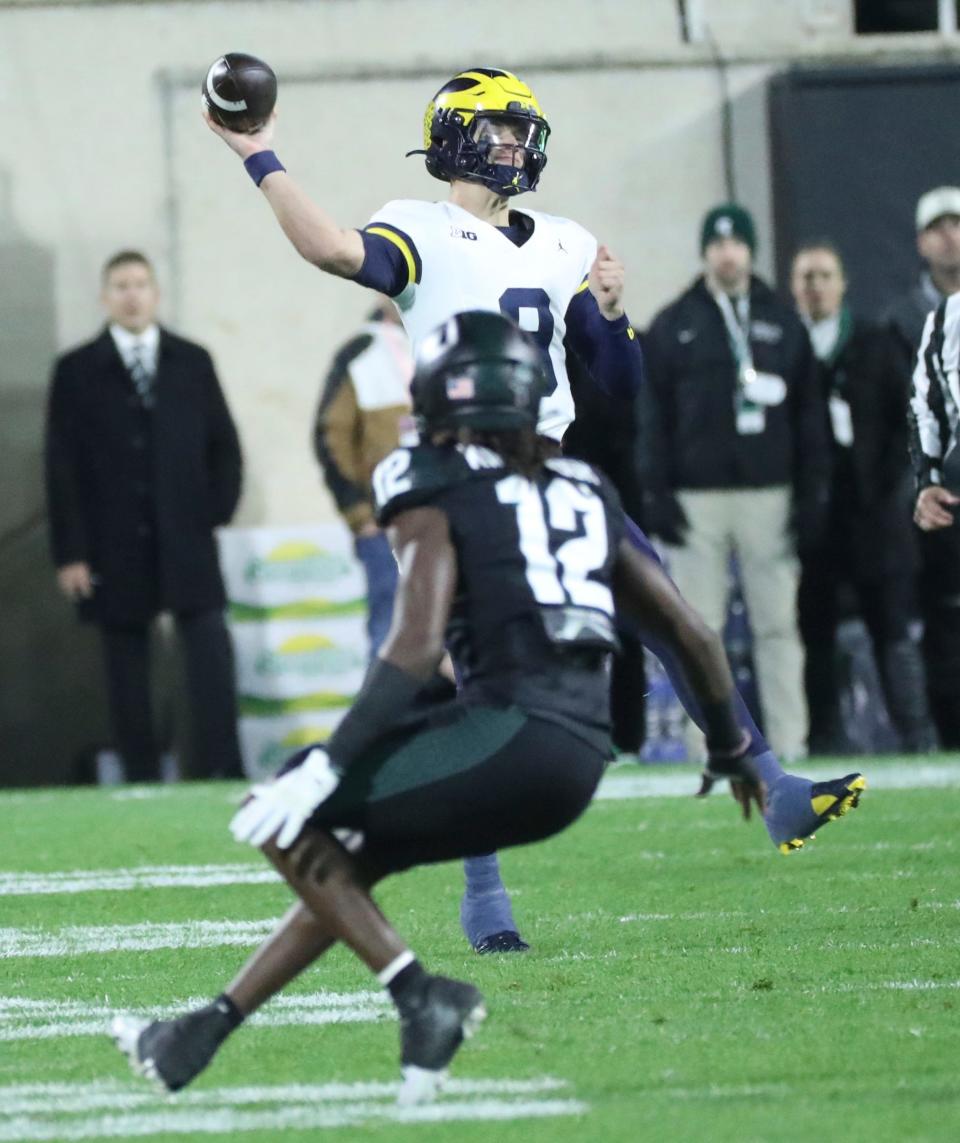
left=229, top=747, right=340, bottom=849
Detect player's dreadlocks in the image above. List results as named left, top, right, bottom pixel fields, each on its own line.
left=447, top=426, right=560, bottom=478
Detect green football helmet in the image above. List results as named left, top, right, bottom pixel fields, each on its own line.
left=412, top=311, right=549, bottom=433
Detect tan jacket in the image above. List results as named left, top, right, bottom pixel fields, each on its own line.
left=312, top=320, right=412, bottom=533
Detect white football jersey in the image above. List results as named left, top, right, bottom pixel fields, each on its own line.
left=365, top=199, right=598, bottom=439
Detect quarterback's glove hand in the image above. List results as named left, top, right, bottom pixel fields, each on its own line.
left=695, top=731, right=766, bottom=820
left=230, top=747, right=340, bottom=849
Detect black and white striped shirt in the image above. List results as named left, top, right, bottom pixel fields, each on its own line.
left=910, top=294, right=960, bottom=489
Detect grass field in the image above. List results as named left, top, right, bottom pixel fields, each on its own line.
left=2, top=757, right=960, bottom=1142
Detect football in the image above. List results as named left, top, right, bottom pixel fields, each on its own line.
left=202, top=52, right=277, bottom=134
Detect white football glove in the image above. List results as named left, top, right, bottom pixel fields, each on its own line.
left=229, top=747, right=340, bottom=849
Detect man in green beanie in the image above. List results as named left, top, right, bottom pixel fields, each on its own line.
left=638, top=203, right=831, bottom=762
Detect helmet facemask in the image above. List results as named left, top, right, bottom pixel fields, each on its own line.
left=412, top=73, right=551, bottom=196
left=457, top=111, right=549, bottom=195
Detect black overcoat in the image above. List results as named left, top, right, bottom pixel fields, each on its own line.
left=45, top=327, right=242, bottom=624
left=815, top=315, right=916, bottom=574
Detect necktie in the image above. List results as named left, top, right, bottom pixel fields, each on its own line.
left=129, top=343, right=155, bottom=408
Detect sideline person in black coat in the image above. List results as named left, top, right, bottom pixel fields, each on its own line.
left=791, top=241, right=934, bottom=753
left=45, top=250, right=244, bottom=780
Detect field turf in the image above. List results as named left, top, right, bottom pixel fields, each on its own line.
left=2, top=757, right=959, bottom=1141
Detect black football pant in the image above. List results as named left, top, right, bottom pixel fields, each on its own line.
left=282, top=704, right=606, bottom=875
left=100, top=608, right=243, bottom=780
left=918, top=524, right=960, bottom=748
left=610, top=623, right=647, bottom=754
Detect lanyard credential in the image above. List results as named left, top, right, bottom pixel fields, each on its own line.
left=712, top=287, right=765, bottom=435
left=712, top=288, right=754, bottom=381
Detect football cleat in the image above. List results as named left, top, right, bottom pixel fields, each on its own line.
left=765, top=771, right=866, bottom=855
left=472, top=929, right=531, bottom=955
left=111, top=1001, right=235, bottom=1092
left=397, top=974, right=487, bottom=1105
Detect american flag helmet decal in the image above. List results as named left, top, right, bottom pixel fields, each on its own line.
left=445, top=374, right=476, bottom=400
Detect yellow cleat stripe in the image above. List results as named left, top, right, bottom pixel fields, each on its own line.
left=811, top=794, right=836, bottom=816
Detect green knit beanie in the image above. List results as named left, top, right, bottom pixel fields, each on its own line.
left=700, top=203, right=756, bottom=254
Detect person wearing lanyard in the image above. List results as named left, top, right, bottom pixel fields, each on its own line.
left=639, top=204, right=831, bottom=762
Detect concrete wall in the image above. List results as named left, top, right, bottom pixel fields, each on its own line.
left=1, top=0, right=958, bottom=781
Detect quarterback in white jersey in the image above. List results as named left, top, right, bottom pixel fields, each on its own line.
left=205, top=67, right=643, bottom=444
left=362, top=198, right=598, bottom=437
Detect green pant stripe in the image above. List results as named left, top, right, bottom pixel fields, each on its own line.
left=341, top=705, right=528, bottom=804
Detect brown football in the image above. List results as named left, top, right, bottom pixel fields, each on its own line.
left=202, top=53, right=277, bottom=134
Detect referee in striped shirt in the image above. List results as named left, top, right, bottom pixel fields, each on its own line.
left=913, top=295, right=960, bottom=529
left=911, top=294, right=960, bottom=746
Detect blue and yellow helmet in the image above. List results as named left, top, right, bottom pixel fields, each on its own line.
left=413, top=68, right=550, bottom=196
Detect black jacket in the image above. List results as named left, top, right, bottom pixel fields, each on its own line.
left=561, top=347, right=644, bottom=524
left=884, top=277, right=941, bottom=374
left=639, top=275, right=829, bottom=507
left=45, top=327, right=242, bottom=624
left=812, top=314, right=915, bottom=571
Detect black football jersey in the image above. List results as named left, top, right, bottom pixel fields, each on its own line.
left=373, top=441, right=627, bottom=750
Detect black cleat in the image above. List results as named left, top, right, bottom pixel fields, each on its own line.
left=398, top=974, right=486, bottom=1105
left=111, top=1001, right=235, bottom=1092
left=472, top=929, right=530, bottom=955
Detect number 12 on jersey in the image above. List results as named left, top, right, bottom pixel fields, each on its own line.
left=496, top=474, right=613, bottom=616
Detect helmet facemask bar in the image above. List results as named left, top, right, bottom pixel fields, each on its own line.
left=422, top=107, right=550, bottom=195
left=466, top=113, right=549, bottom=195
left=464, top=110, right=550, bottom=195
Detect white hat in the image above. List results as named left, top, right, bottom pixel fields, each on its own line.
left=916, top=186, right=960, bottom=231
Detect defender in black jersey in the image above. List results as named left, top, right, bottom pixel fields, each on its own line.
left=111, top=313, right=770, bottom=1104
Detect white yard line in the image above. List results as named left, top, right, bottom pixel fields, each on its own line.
left=0, top=1077, right=568, bottom=1114
left=0, top=991, right=391, bottom=1042
left=0, top=1078, right=586, bottom=1139
left=0, top=864, right=278, bottom=897
left=4, top=892, right=958, bottom=961
left=0, top=919, right=276, bottom=959
left=816, top=978, right=960, bottom=992
left=0, top=1100, right=589, bottom=1140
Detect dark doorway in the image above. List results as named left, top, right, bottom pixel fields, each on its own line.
left=769, top=63, right=960, bottom=320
